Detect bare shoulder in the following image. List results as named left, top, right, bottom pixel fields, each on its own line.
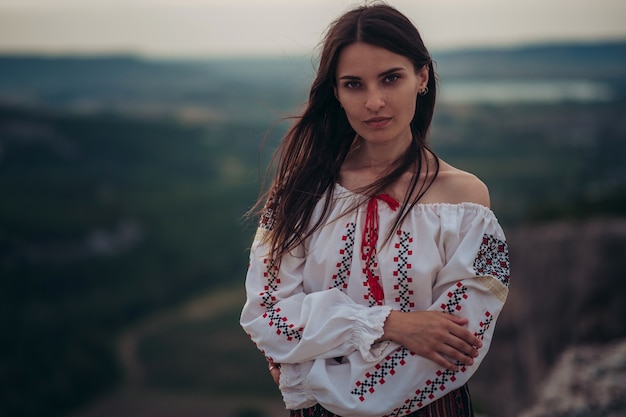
left=423, top=160, right=491, bottom=208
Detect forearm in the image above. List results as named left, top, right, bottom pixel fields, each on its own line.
left=284, top=275, right=507, bottom=416
left=380, top=309, right=481, bottom=371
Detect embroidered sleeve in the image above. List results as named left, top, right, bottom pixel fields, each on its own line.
left=240, top=216, right=393, bottom=366
left=296, top=208, right=510, bottom=417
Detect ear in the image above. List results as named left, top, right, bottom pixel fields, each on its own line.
left=418, top=64, right=429, bottom=92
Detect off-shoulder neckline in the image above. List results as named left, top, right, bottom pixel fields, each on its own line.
left=333, top=183, right=493, bottom=213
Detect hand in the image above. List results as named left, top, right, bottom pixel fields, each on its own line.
left=381, top=310, right=482, bottom=372
left=267, top=358, right=281, bottom=385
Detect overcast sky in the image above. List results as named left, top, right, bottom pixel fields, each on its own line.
left=1, top=0, right=625, bottom=57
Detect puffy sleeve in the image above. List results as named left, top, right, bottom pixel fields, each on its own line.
left=298, top=205, right=510, bottom=417
left=239, top=193, right=393, bottom=381
left=240, top=229, right=392, bottom=365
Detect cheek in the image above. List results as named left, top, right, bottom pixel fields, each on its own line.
left=403, top=93, right=418, bottom=118
left=343, top=111, right=361, bottom=131
left=340, top=106, right=366, bottom=133
left=340, top=101, right=360, bottom=120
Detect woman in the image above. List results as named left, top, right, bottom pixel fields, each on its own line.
left=240, top=3, right=510, bottom=417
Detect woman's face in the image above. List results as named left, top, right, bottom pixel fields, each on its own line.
left=334, top=42, right=428, bottom=148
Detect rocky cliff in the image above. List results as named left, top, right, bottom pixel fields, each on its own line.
left=518, top=339, right=626, bottom=417
left=469, top=218, right=626, bottom=417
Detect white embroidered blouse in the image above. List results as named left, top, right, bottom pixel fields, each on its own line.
left=240, top=184, right=510, bottom=417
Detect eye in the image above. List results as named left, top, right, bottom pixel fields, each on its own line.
left=383, top=74, right=401, bottom=84
left=343, top=81, right=362, bottom=89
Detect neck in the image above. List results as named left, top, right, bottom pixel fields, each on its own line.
left=350, top=134, right=412, bottom=172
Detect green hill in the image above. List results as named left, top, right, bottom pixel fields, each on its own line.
left=0, top=105, right=271, bottom=416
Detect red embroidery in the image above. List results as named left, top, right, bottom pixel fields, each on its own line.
left=387, top=367, right=463, bottom=414
left=259, top=192, right=280, bottom=231
left=473, top=234, right=510, bottom=286
left=440, top=282, right=468, bottom=314
left=474, top=311, right=493, bottom=340
left=351, top=347, right=415, bottom=401
left=393, top=229, right=415, bottom=312
left=362, top=194, right=399, bottom=303
left=330, top=222, right=356, bottom=291
left=259, top=257, right=303, bottom=342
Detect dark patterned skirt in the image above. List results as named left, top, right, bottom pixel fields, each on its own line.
left=289, top=384, right=474, bottom=417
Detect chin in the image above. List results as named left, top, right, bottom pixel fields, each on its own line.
left=358, top=131, right=403, bottom=144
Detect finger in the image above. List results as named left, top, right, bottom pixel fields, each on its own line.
left=444, top=314, right=469, bottom=326
left=440, top=343, right=475, bottom=366
left=269, top=367, right=281, bottom=385
left=444, top=321, right=481, bottom=349
left=427, top=352, right=459, bottom=372
left=448, top=324, right=482, bottom=350
left=446, top=332, right=480, bottom=359
left=439, top=313, right=483, bottom=348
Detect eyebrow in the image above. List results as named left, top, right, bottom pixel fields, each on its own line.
left=338, top=67, right=406, bottom=80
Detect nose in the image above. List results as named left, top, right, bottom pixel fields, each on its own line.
left=365, top=88, right=385, bottom=112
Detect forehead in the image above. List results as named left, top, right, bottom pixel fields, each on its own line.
left=336, top=42, right=414, bottom=77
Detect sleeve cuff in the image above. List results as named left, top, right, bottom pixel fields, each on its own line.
left=351, top=305, right=393, bottom=362
left=280, top=361, right=317, bottom=410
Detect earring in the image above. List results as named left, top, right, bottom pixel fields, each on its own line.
left=419, top=86, right=429, bottom=95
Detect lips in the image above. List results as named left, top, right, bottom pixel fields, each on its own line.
left=364, top=117, right=392, bottom=129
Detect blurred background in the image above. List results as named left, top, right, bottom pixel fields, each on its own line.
left=1, top=1, right=625, bottom=416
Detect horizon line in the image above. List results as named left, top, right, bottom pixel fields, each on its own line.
left=1, top=37, right=626, bottom=61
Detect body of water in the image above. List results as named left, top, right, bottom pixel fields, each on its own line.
left=439, top=79, right=614, bottom=104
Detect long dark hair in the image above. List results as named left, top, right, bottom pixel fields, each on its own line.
left=253, top=3, right=439, bottom=259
